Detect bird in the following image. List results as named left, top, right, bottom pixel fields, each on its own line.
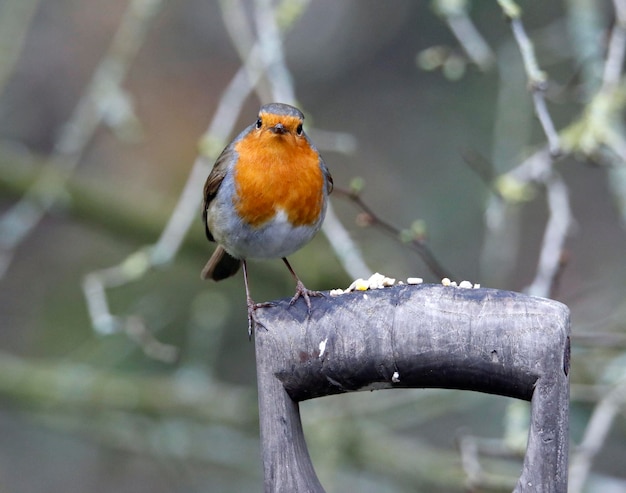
left=201, top=102, right=333, bottom=336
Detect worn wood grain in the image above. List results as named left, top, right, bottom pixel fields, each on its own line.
left=254, top=283, right=570, bottom=493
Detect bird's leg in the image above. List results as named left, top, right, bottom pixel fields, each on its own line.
left=242, top=260, right=274, bottom=338
left=282, top=257, right=324, bottom=314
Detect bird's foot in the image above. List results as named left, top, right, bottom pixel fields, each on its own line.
left=247, top=299, right=275, bottom=339
left=289, top=279, right=325, bottom=315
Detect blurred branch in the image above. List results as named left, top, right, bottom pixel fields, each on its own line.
left=0, top=350, right=256, bottom=425
left=493, top=150, right=573, bottom=299
left=432, top=0, right=495, bottom=71
left=0, top=0, right=41, bottom=97
left=561, top=0, right=626, bottom=222
left=0, top=0, right=164, bottom=279
left=0, top=144, right=209, bottom=254
left=250, top=0, right=372, bottom=278
left=352, top=424, right=467, bottom=490
left=524, top=165, right=572, bottom=298
left=253, top=0, right=297, bottom=103
left=83, top=0, right=372, bottom=346
left=565, top=0, right=606, bottom=96
left=80, top=1, right=316, bottom=343
left=602, top=0, right=626, bottom=92
left=499, top=0, right=561, bottom=156
left=82, top=58, right=264, bottom=338
left=478, top=3, right=574, bottom=298
left=36, top=412, right=262, bottom=481
left=457, top=433, right=520, bottom=491
left=569, top=378, right=626, bottom=493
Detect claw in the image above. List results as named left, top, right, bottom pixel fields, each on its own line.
left=247, top=300, right=275, bottom=339
left=289, top=279, right=325, bottom=315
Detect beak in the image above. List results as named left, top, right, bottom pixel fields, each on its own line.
left=268, top=122, right=288, bottom=135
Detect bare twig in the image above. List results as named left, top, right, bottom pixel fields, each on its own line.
left=492, top=147, right=573, bottom=298
left=524, top=169, right=572, bottom=298
left=333, top=187, right=453, bottom=280
left=432, top=0, right=495, bottom=70
left=499, top=0, right=561, bottom=156
left=480, top=4, right=575, bottom=300
left=0, top=0, right=164, bottom=278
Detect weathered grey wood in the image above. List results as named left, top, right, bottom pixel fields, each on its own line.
left=254, top=284, right=570, bottom=493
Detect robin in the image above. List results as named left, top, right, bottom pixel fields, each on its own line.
left=201, top=102, right=333, bottom=336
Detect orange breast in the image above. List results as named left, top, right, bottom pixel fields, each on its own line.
left=233, top=132, right=324, bottom=228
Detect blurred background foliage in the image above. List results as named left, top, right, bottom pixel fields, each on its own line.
left=1, top=0, right=626, bottom=491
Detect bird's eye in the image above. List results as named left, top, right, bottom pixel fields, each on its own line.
left=296, top=123, right=303, bottom=136
left=255, top=118, right=262, bottom=129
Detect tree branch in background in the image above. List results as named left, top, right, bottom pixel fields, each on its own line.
left=457, top=1, right=626, bottom=490
left=0, top=0, right=41, bottom=96
left=501, top=0, right=562, bottom=156
left=0, top=0, right=162, bottom=279
left=0, top=349, right=256, bottom=423
left=81, top=2, right=304, bottom=344
left=81, top=0, right=372, bottom=355
left=498, top=3, right=571, bottom=297
left=562, top=2, right=626, bottom=491
left=603, top=0, right=626, bottom=92
left=482, top=1, right=572, bottom=299
left=249, top=0, right=373, bottom=279
left=569, top=378, right=626, bottom=493
left=333, top=186, right=454, bottom=281
left=431, top=0, right=495, bottom=71
left=440, top=2, right=574, bottom=487
left=457, top=433, right=522, bottom=491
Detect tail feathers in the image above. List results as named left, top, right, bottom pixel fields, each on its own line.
left=201, top=245, right=242, bottom=281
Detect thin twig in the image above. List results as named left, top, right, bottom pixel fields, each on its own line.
left=472, top=8, right=573, bottom=481
left=500, top=0, right=561, bottom=156
left=525, top=169, right=573, bottom=298
left=333, top=187, right=453, bottom=280
left=492, top=149, right=573, bottom=299
left=433, top=0, right=495, bottom=70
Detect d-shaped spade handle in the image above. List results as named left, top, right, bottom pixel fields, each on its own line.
left=255, top=284, right=570, bottom=493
